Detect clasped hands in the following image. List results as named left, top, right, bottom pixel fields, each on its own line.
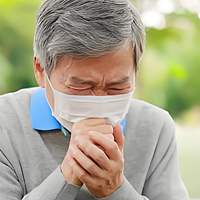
left=61, top=118, right=125, bottom=198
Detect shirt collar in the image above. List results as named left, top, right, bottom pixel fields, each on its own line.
left=30, top=87, right=126, bottom=134
left=30, top=87, right=61, bottom=131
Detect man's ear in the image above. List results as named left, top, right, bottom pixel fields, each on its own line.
left=34, top=57, right=45, bottom=88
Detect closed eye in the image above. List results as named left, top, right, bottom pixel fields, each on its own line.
left=108, top=88, right=125, bottom=90
left=106, top=87, right=132, bottom=95
left=68, top=87, right=92, bottom=91
left=69, top=87, right=92, bottom=91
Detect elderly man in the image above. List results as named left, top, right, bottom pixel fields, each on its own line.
left=0, top=0, right=188, bottom=199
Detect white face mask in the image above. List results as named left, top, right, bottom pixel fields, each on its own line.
left=45, top=75, right=134, bottom=131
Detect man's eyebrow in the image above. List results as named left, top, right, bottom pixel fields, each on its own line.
left=107, top=76, right=130, bottom=86
left=70, top=76, right=130, bottom=86
left=70, top=76, right=96, bottom=85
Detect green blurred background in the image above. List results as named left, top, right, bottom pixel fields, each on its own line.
left=0, top=0, right=199, bottom=198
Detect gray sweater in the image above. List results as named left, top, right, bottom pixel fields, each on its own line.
left=0, top=88, right=189, bottom=200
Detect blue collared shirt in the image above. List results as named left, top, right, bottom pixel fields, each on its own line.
left=30, top=87, right=126, bottom=136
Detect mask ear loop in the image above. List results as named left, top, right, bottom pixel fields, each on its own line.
left=44, top=72, right=56, bottom=115
left=44, top=72, right=55, bottom=92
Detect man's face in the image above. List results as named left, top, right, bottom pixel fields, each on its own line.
left=39, top=44, right=136, bottom=110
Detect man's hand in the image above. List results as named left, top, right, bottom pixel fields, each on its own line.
left=61, top=118, right=114, bottom=186
left=68, top=124, right=125, bottom=198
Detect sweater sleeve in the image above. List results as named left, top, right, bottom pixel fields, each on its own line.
left=142, top=113, right=189, bottom=200
left=22, top=166, right=81, bottom=200
left=96, top=113, right=189, bottom=200
left=0, top=149, right=24, bottom=199
left=0, top=149, right=81, bottom=200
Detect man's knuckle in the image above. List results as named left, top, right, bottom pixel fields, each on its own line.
left=68, top=147, right=74, bottom=155
left=87, top=162, right=95, bottom=172
left=79, top=171, right=87, bottom=180
left=108, top=142, right=118, bottom=151
left=95, top=150, right=105, bottom=162
left=108, top=125, right=113, bottom=133
left=121, top=156, right=125, bottom=164
left=116, top=158, right=124, bottom=171
left=85, top=145, right=92, bottom=156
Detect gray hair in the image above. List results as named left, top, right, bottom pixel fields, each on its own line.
left=34, top=0, right=146, bottom=75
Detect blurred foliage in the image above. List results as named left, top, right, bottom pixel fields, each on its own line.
left=0, top=0, right=41, bottom=93
left=135, top=12, right=200, bottom=118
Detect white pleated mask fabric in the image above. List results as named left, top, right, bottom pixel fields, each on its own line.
left=45, top=74, right=134, bottom=131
